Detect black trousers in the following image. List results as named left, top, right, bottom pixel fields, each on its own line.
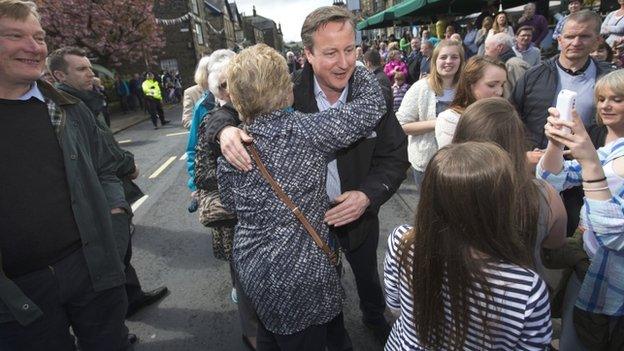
left=145, top=98, right=166, bottom=126
left=257, top=313, right=344, bottom=351
left=574, top=308, right=624, bottom=351
left=338, top=226, right=386, bottom=324
left=0, top=249, right=129, bottom=351
left=124, top=235, right=143, bottom=305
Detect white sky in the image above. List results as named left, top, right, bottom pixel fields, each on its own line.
left=235, top=0, right=336, bottom=43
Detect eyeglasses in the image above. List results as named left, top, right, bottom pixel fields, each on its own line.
left=219, top=81, right=227, bottom=90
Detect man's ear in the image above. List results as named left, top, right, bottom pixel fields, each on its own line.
left=304, top=47, right=314, bottom=64
left=52, top=70, right=66, bottom=83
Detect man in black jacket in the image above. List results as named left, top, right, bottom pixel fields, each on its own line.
left=512, top=10, right=612, bottom=150
left=511, top=10, right=612, bottom=237
left=207, top=6, right=409, bottom=347
left=47, top=47, right=169, bottom=320
left=406, top=37, right=422, bottom=83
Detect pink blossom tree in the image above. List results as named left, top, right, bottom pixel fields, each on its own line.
left=36, top=0, right=165, bottom=67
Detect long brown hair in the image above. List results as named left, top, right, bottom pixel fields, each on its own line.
left=450, top=56, right=507, bottom=114
left=398, top=141, right=530, bottom=349
left=452, top=97, right=540, bottom=265
left=428, top=39, right=465, bottom=96
left=491, top=11, right=510, bottom=34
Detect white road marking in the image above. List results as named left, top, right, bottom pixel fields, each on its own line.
left=166, top=131, right=190, bottom=137
left=131, top=195, right=149, bottom=212
left=180, top=153, right=188, bottom=161
left=118, top=139, right=132, bottom=144
left=149, top=156, right=177, bottom=179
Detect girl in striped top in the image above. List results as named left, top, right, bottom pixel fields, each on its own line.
left=384, top=142, right=553, bottom=350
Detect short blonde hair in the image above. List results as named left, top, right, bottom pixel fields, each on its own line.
left=0, top=0, right=39, bottom=20
left=194, top=55, right=211, bottom=89
left=227, top=44, right=292, bottom=123
left=595, top=70, right=624, bottom=125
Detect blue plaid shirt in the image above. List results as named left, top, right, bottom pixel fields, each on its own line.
left=552, top=15, right=568, bottom=40
left=536, top=139, right=624, bottom=315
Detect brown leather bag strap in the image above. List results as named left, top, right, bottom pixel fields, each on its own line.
left=247, top=144, right=338, bottom=266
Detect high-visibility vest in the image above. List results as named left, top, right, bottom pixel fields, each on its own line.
left=142, top=79, right=162, bottom=101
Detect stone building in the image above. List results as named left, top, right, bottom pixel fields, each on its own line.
left=147, top=0, right=245, bottom=87
left=203, top=0, right=245, bottom=52
left=124, top=0, right=281, bottom=86
left=242, top=18, right=264, bottom=46
left=150, top=0, right=212, bottom=88
left=242, top=6, right=284, bottom=52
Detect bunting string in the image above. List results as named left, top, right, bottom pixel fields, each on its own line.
left=156, top=12, right=254, bottom=48
left=156, top=12, right=225, bottom=35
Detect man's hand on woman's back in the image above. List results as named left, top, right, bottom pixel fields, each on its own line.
left=218, top=126, right=253, bottom=171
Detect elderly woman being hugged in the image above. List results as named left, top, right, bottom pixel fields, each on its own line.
left=216, top=44, right=386, bottom=350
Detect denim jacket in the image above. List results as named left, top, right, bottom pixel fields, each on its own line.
left=0, top=81, right=127, bottom=326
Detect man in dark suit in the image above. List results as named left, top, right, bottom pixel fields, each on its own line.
left=208, top=5, right=409, bottom=348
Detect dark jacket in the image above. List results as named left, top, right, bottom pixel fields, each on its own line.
left=292, top=63, right=409, bottom=250
left=57, top=83, right=143, bottom=203
left=0, top=81, right=127, bottom=326
left=372, top=66, right=393, bottom=109
left=407, top=51, right=422, bottom=84
left=511, top=56, right=613, bottom=149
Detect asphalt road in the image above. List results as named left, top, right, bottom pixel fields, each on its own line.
left=117, top=104, right=415, bottom=350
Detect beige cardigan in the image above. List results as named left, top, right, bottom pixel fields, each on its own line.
left=182, top=84, right=203, bottom=130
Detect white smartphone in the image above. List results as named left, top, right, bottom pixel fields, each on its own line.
left=555, top=89, right=577, bottom=134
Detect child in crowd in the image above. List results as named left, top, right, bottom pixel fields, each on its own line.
left=392, top=71, right=410, bottom=113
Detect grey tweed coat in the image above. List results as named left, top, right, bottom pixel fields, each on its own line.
left=217, top=66, right=386, bottom=335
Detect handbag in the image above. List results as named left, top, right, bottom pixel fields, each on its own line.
left=197, top=189, right=236, bottom=228
left=247, top=143, right=338, bottom=266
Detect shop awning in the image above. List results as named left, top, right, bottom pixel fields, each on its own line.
left=357, top=3, right=398, bottom=30
left=357, top=0, right=532, bottom=30
left=394, top=0, right=531, bottom=19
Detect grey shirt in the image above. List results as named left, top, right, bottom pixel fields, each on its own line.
left=515, top=44, right=541, bottom=67
left=555, top=59, right=597, bottom=127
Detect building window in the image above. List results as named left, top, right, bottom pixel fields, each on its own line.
left=195, top=22, right=204, bottom=45
left=160, top=59, right=179, bottom=72
left=190, top=0, right=199, bottom=14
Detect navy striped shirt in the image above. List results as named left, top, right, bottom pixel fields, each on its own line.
left=384, top=225, right=553, bottom=350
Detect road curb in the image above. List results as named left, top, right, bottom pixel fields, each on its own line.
left=111, top=105, right=178, bottom=134
left=112, top=116, right=150, bottom=134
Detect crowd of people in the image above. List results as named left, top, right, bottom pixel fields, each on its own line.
left=2, top=0, right=624, bottom=350
left=183, top=2, right=624, bottom=351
